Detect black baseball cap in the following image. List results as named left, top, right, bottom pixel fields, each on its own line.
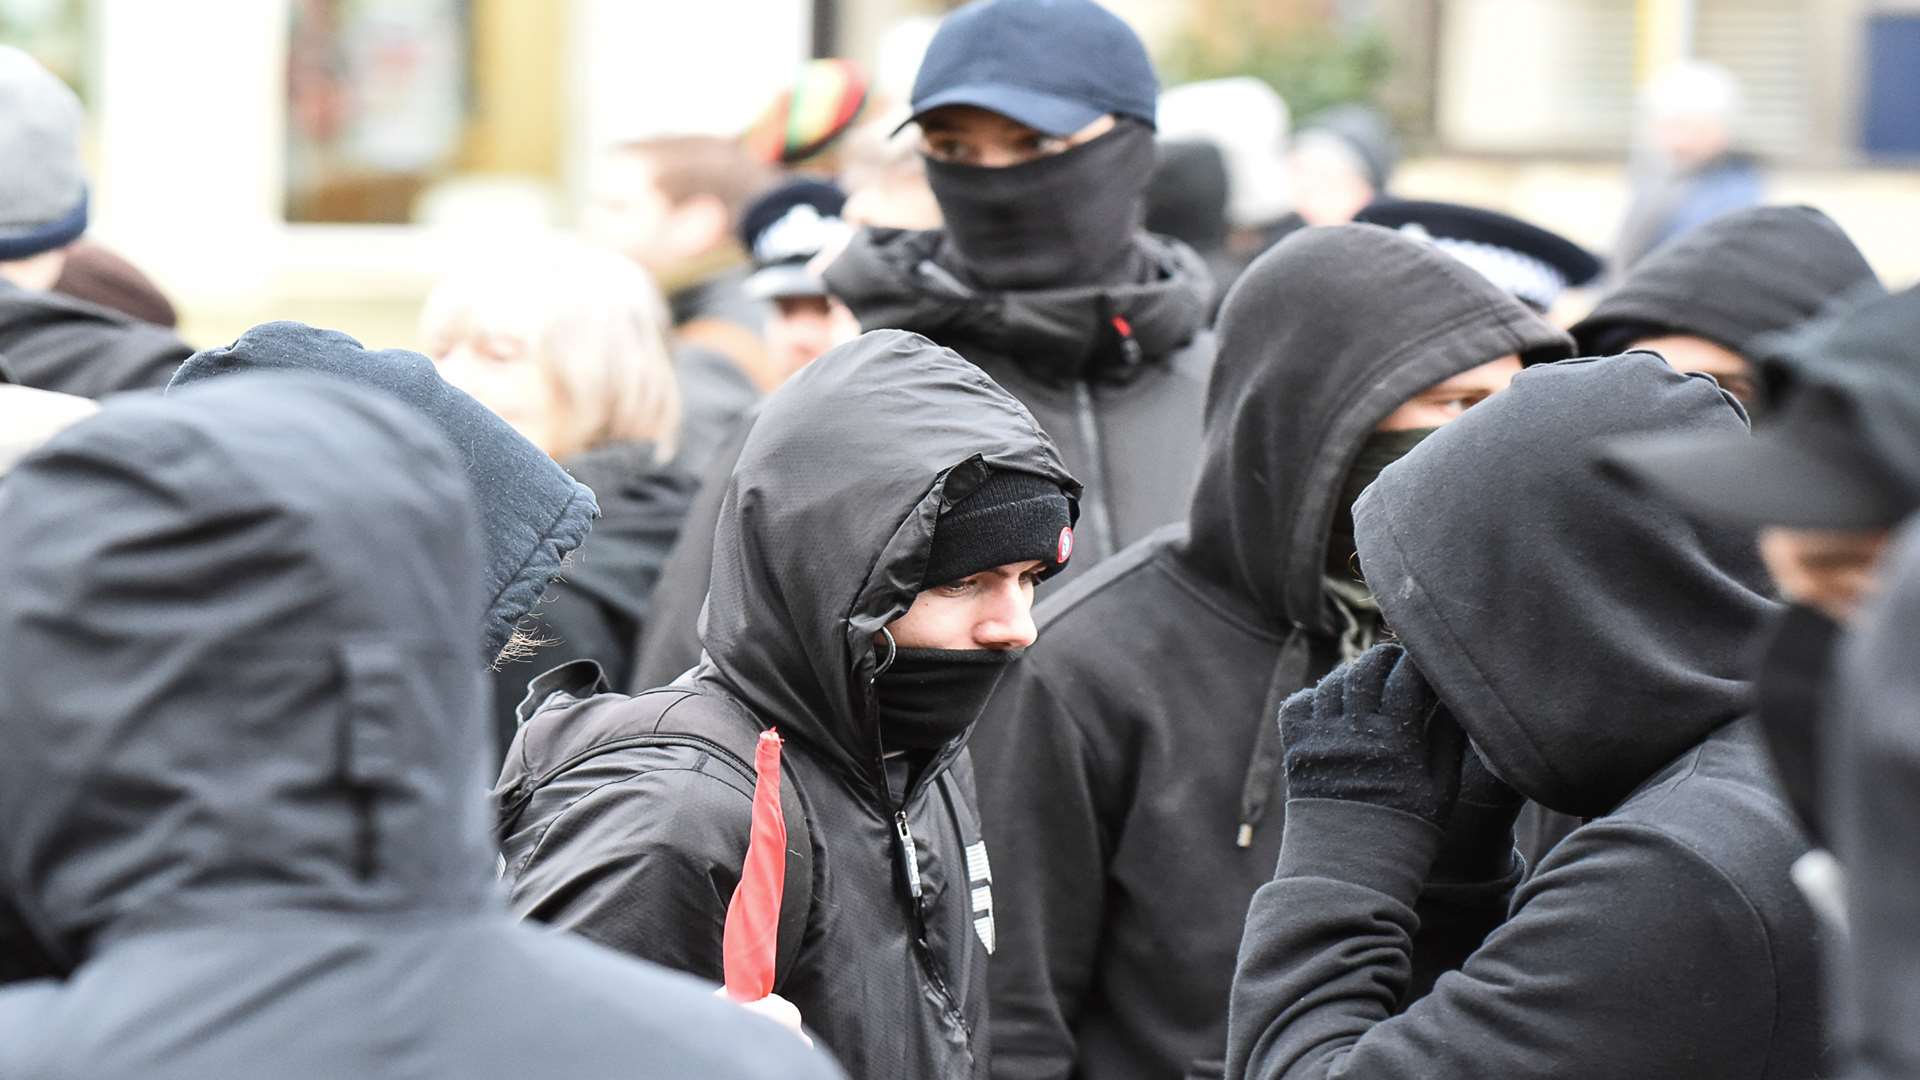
left=905, top=0, right=1158, bottom=138
left=1601, top=285, right=1920, bottom=530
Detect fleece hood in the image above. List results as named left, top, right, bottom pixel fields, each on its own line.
left=1355, top=354, right=1779, bottom=817
left=168, top=321, right=598, bottom=662
left=823, top=227, right=1210, bottom=385
left=1181, top=224, right=1572, bottom=635
left=700, top=329, right=1078, bottom=786
left=0, top=374, right=497, bottom=972
left=1573, top=205, right=1882, bottom=361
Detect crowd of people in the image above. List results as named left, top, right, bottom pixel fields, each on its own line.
left=0, top=1, right=1916, bottom=1077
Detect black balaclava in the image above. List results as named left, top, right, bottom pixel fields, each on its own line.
left=924, top=120, right=1155, bottom=291
left=878, top=646, right=1024, bottom=752
left=1327, top=427, right=1438, bottom=579
left=878, top=469, right=1074, bottom=753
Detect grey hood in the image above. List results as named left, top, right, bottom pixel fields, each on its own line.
left=168, top=321, right=598, bottom=662
left=1355, top=354, right=1779, bottom=816
left=0, top=374, right=496, bottom=971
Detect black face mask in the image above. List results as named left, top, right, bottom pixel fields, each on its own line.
left=876, top=646, right=1023, bottom=752
left=1751, top=603, right=1843, bottom=845
left=1326, top=427, right=1439, bottom=579
left=924, top=121, right=1155, bottom=291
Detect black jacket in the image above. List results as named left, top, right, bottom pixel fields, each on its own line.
left=489, top=440, right=697, bottom=746
left=1831, top=524, right=1920, bottom=1080
left=496, top=330, right=1079, bottom=1080
left=969, top=225, right=1572, bottom=1080
left=632, top=414, right=753, bottom=688
left=0, top=278, right=188, bottom=397
left=825, top=227, right=1212, bottom=585
left=0, top=374, right=837, bottom=1080
left=1227, top=354, right=1823, bottom=1080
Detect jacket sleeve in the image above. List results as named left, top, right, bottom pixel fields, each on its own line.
left=504, top=753, right=753, bottom=983
left=1227, top=800, right=1782, bottom=1080
left=971, top=657, right=1127, bottom=1080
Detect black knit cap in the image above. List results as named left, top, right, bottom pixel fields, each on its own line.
left=922, top=469, right=1075, bottom=589
left=1572, top=205, right=1880, bottom=361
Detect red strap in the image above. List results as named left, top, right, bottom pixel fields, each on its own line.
left=722, top=729, right=787, bottom=1000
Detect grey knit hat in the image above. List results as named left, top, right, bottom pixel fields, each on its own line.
left=0, top=46, right=88, bottom=261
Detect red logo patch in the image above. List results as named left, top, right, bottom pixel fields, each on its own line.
left=1055, top=526, right=1074, bottom=564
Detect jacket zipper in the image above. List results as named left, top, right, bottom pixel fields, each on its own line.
left=869, top=687, right=967, bottom=1033
left=1071, top=381, right=1118, bottom=561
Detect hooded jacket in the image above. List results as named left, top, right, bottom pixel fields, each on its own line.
left=0, top=277, right=188, bottom=397
left=968, top=225, right=1572, bottom=1080
left=1226, top=354, right=1822, bottom=1080
left=488, top=439, right=698, bottom=747
left=0, top=375, right=839, bottom=1080
left=1830, top=525, right=1920, bottom=1080
left=1574, top=205, right=1880, bottom=362
left=495, top=330, right=1079, bottom=1080
left=167, top=321, right=599, bottom=671
left=824, top=227, right=1212, bottom=584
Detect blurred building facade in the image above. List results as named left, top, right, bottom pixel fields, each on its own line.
left=5, top=0, right=1916, bottom=347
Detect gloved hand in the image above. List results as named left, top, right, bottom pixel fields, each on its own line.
left=1429, top=739, right=1524, bottom=883
left=1278, top=642, right=1464, bottom=829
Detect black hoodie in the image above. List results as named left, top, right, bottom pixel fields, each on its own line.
left=0, top=278, right=189, bottom=397
left=969, top=225, right=1572, bottom=1080
left=495, top=330, right=1079, bottom=1080
left=1831, top=525, right=1920, bottom=1080
left=0, top=375, right=838, bottom=1080
left=1573, top=205, right=1880, bottom=363
left=1226, top=354, right=1823, bottom=1080
left=824, top=227, right=1212, bottom=584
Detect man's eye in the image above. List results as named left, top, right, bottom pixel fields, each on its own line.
left=1022, top=135, right=1069, bottom=157
left=1021, top=570, right=1044, bottom=588
left=937, top=579, right=977, bottom=597
left=924, top=139, right=969, bottom=164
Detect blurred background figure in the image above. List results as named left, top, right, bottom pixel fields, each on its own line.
left=1286, top=103, right=1399, bottom=229
left=581, top=134, right=776, bottom=471
left=419, top=238, right=694, bottom=740
left=738, top=178, right=861, bottom=382
left=1614, top=61, right=1763, bottom=272
left=52, top=239, right=178, bottom=329
left=0, top=45, right=188, bottom=397
left=1156, top=76, right=1292, bottom=301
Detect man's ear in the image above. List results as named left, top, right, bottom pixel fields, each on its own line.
left=664, top=193, right=732, bottom=259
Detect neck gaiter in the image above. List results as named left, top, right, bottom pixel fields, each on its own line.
left=924, top=121, right=1155, bottom=291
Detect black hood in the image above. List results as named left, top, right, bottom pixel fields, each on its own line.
left=559, top=441, right=698, bottom=627
left=1181, top=224, right=1573, bottom=634
left=1574, top=205, right=1882, bottom=360
left=1355, top=354, right=1779, bottom=817
left=0, top=374, right=497, bottom=971
left=822, top=227, right=1210, bottom=385
left=168, top=321, right=599, bottom=662
left=700, top=329, right=1078, bottom=786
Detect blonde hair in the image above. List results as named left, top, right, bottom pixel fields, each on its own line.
left=420, top=238, right=682, bottom=462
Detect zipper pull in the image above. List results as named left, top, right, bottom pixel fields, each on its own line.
left=895, top=810, right=924, bottom=900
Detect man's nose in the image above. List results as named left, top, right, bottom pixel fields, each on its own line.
left=976, top=583, right=1038, bottom=650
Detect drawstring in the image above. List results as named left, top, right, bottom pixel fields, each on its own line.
left=1237, top=627, right=1312, bottom=848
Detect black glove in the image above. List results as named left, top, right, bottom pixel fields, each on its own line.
left=1279, top=642, right=1464, bottom=829
left=1429, top=738, right=1524, bottom=883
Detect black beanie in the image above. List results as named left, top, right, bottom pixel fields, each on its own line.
left=1572, top=205, right=1881, bottom=361
left=922, top=469, right=1074, bottom=589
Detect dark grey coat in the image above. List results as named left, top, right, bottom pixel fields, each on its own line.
left=0, top=375, right=839, bottom=1080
